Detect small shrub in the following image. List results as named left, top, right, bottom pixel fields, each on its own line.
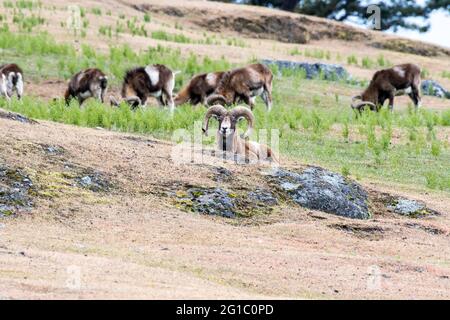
left=347, top=55, right=358, bottom=65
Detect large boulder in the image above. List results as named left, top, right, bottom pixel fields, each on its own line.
left=421, top=80, right=450, bottom=99
left=266, top=166, right=370, bottom=219
left=262, top=59, right=350, bottom=81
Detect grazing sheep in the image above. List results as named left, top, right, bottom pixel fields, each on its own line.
left=174, top=71, right=225, bottom=106
left=351, top=63, right=421, bottom=112
left=0, top=63, right=24, bottom=100
left=111, top=64, right=177, bottom=112
left=202, top=105, right=278, bottom=163
left=64, top=68, right=108, bottom=105
left=206, top=63, right=273, bottom=111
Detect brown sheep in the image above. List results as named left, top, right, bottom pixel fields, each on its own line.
left=64, top=68, right=108, bottom=105
left=352, top=63, right=421, bottom=112
left=174, top=71, right=225, bottom=106
left=111, top=64, right=177, bottom=113
left=202, top=105, right=278, bottom=163
left=206, top=63, right=273, bottom=111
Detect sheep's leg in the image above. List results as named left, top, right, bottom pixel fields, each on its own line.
left=100, top=88, right=107, bottom=103
left=157, top=95, right=165, bottom=106
left=16, top=74, right=24, bottom=100
left=241, top=95, right=253, bottom=109
left=261, top=91, right=273, bottom=111
left=263, top=81, right=273, bottom=111
left=163, top=88, right=175, bottom=114
left=387, top=93, right=395, bottom=112
left=65, top=96, right=72, bottom=106
left=141, top=96, right=148, bottom=108
left=200, top=94, right=207, bottom=106
left=0, top=74, right=10, bottom=101
left=410, top=83, right=421, bottom=110
left=78, top=96, right=85, bottom=106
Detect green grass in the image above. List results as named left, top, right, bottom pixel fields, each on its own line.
left=3, top=89, right=449, bottom=193
left=441, top=71, right=450, bottom=79
left=0, top=30, right=449, bottom=193
left=91, top=8, right=102, bottom=16
left=151, top=30, right=192, bottom=43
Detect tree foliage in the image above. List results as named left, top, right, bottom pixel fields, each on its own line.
left=213, top=0, right=450, bottom=32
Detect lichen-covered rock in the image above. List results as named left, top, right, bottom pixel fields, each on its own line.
left=174, top=186, right=278, bottom=218
left=262, top=59, right=350, bottom=81
left=248, top=188, right=278, bottom=206
left=183, top=187, right=237, bottom=218
left=0, top=109, right=37, bottom=124
left=0, top=165, right=34, bottom=217
left=76, top=171, right=111, bottom=192
left=421, top=80, right=450, bottom=99
left=387, top=198, right=437, bottom=217
left=266, top=166, right=370, bottom=219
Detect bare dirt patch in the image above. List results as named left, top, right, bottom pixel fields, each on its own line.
left=1, top=115, right=449, bottom=299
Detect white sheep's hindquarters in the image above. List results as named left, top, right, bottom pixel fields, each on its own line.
left=202, top=105, right=278, bottom=164
left=0, top=63, right=24, bottom=101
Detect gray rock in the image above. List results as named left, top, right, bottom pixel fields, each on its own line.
left=421, top=80, right=450, bottom=99
left=186, top=187, right=236, bottom=218
left=80, top=176, right=92, bottom=186
left=0, top=165, right=34, bottom=217
left=267, top=166, right=370, bottom=219
left=387, top=199, right=432, bottom=217
left=248, top=188, right=278, bottom=206
left=0, top=110, right=37, bottom=124
left=40, top=144, right=65, bottom=155
left=77, top=172, right=111, bottom=192
left=262, top=59, right=350, bottom=81
left=175, top=185, right=278, bottom=218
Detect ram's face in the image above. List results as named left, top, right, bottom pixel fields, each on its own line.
left=218, top=114, right=236, bottom=137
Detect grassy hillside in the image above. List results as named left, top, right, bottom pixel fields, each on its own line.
left=1, top=0, right=450, bottom=300
left=0, top=0, right=449, bottom=194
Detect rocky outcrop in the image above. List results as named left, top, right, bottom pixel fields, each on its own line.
left=0, top=108, right=37, bottom=124
left=266, top=167, right=370, bottom=219
left=0, top=165, right=34, bottom=217
left=130, top=2, right=450, bottom=57
left=174, top=186, right=277, bottom=218
left=421, top=80, right=450, bottom=99
left=387, top=198, right=439, bottom=218
left=262, top=60, right=350, bottom=81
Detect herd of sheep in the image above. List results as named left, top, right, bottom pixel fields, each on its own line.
left=0, top=61, right=423, bottom=163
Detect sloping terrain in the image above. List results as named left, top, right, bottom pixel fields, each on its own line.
left=0, top=0, right=449, bottom=299
left=0, top=114, right=449, bottom=299
left=129, top=0, right=450, bottom=56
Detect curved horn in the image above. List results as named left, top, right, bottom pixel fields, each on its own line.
left=202, top=105, right=227, bottom=136
left=110, top=95, right=120, bottom=107
left=352, top=101, right=377, bottom=111
left=230, top=106, right=254, bottom=138
left=125, top=96, right=142, bottom=109
left=206, top=94, right=227, bottom=107
left=351, top=95, right=362, bottom=102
